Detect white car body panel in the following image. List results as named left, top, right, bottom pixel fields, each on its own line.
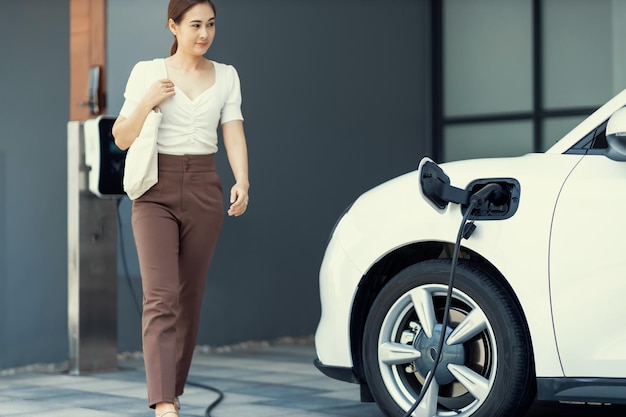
left=550, top=155, right=626, bottom=377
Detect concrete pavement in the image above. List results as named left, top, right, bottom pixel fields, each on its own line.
left=0, top=342, right=624, bottom=416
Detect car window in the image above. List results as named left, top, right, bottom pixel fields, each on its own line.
left=565, top=120, right=608, bottom=155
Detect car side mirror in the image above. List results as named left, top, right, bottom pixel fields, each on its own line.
left=606, top=107, right=626, bottom=161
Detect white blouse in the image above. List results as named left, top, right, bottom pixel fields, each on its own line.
left=119, top=58, right=244, bottom=155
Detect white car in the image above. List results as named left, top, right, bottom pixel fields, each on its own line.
left=314, top=89, right=626, bottom=417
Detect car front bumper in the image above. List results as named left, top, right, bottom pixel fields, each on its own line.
left=314, top=220, right=364, bottom=373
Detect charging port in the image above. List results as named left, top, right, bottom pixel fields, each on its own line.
left=462, top=178, right=521, bottom=220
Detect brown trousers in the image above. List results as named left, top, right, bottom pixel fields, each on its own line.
left=131, top=153, right=223, bottom=408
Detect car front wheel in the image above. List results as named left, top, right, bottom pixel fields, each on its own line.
left=362, top=259, right=535, bottom=417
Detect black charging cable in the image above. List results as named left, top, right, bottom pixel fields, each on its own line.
left=115, top=199, right=225, bottom=417
left=401, top=182, right=505, bottom=416
left=185, top=380, right=225, bottom=416
left=401, top=198, right=478, bottom=417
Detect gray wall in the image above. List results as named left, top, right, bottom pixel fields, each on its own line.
left=0, top=0, right=70, bottom=368
left=0, top=0, right=431, bottom=368
left=0, top=153, right=5, bottom=364
left=109, top=0, right=432, bottom=352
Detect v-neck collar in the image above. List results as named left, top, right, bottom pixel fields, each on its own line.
left=162, top=58, right=217, bottom=103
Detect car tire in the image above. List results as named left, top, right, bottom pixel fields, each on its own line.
left=362, top=259, right=535, bottom=417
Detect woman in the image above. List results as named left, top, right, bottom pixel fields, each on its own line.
left=112, top=1, right=249, bottom=415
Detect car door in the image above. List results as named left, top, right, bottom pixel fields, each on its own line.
left=550, top=125, right=626, bottom=377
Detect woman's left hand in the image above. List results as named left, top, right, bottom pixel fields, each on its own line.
left=228, top=182, right=249, bottom=217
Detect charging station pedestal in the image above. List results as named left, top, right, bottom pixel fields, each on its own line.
left=67, top=118, right=123, bottom=374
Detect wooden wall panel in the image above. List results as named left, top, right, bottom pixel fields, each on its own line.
left=70, top=0, right=106, bottom=121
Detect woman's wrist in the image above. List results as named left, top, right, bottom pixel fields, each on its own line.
left=234, top=177, right=249, bottom=189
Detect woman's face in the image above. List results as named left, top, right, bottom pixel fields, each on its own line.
left=170, top=3, right=216, bottom=56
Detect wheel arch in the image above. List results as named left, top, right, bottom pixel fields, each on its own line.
left=348, top=240, right=536, bottom=384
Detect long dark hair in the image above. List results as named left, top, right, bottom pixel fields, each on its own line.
left=168, top=0, right=216, bottom=55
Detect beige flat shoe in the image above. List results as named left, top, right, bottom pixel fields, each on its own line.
left=174, top=397, right=180, bottom=410
left=155, top=401, right=178, bottom=417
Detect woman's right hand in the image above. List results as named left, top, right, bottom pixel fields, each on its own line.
left=112, top=79, right=176, bottom=150
left=145, top=78, right=176, bottom=108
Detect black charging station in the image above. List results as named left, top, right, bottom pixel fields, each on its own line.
left=84, top=116, right=126, bottom=198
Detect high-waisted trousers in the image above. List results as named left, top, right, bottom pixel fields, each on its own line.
left=131, top=153, right=223, bottom=408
